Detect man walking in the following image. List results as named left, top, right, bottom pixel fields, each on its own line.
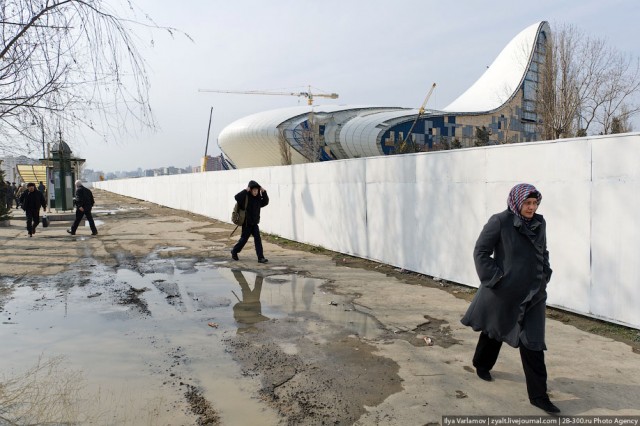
left=21, top=182, right=47, bottom=237
left=231, top=180, right=269, bottom=263
left=67, top=180, right=98, bottom=236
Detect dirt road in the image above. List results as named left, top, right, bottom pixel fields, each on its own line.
left=1, top=189, right=639, bottom=425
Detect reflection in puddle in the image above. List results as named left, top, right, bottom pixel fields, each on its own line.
left=0, top=254, right=379, bottom=424
left=156, top=246, right=187, bottom=252
left=86, top=219, right=105, bottom=227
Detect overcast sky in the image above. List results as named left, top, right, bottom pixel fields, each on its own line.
left=76, top=0, right=640, bottom=172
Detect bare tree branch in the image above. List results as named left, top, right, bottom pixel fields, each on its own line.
left=0, top=0, right=189, bottom=154
left=537, top=23, right=640, bottom=138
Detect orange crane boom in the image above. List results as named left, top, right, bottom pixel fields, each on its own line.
left=198, top=86, right=338, bottom=105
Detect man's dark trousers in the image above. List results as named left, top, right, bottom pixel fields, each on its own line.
left=25, top=209, right=40, bottom=235
left=472, top=331, right=548, bottom=401
left=232, top=224, right=264, bottom=259
left=70, top=208, right=97, bottom=234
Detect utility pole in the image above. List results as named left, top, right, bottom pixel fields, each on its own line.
left=202, top=107, right=213, bottom=172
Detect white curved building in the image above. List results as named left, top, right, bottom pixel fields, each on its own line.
left=219, top=21, right=550, bottom=169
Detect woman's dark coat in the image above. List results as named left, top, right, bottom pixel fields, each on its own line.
left=461, top=209, right=552, bottom=351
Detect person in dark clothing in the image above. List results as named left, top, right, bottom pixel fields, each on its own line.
left=21, top=182, right=47, bottom=237
left=15, top=183, right=26, bottom=208
left=67, top=180, right=98, bottom=236
left=37, top=181, right=45, bottom=193
left=461, top=183, right=560, bottom=415
left=0, top=182, right=14, bottom=210
left=0, top=181, right=7, bottom=207
left=231, top=180, right=269, bottom=263
left=10, top=183, right=18, bottom=208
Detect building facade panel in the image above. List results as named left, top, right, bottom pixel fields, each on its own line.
left=217, top=21, right=550, bottom=168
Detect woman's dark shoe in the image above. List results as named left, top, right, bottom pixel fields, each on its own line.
left=476, top=369, right=493, bottom=381
left=530, top=397, right=561, bottom=414
left=258, top=258, right=268, bottom=263
left=231, top=251, right=239, bottom=261
left=66, top=229, right=75, bottom=235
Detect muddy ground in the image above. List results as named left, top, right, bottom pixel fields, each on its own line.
left=1, top=189, right=639, bottom=425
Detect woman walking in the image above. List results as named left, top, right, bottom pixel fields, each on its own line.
left=461, top=183, right=559, bottom=414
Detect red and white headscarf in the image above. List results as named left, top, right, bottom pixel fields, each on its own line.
left=507, top=183, right=542, bottom=221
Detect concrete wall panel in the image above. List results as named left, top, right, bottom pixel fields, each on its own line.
left=96, top=132, right=640, bottom=329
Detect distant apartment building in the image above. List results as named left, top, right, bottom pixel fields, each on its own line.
left=202, top=155, right=225, bottom=172
left=82, top=168, right=104, bottom=183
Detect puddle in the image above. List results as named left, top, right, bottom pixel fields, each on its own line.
left=156, top=246, right=187, bottom=252
left=0, top=253, right=379, bottom=425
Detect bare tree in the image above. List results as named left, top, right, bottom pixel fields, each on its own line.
left=589, top=56, right=640, bottom=134
left=0, top=0, right=186, bottom=155
left=537, top=25, right=582, bottom=139
left=537, top=24, right=640, bottom=139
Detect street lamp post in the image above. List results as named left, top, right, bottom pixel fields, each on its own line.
left=32, top=117, right=51, bottom=212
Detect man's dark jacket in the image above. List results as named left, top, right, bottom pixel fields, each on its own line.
left=75, top=186, right=95, bottom=210
left=461, top=209, right=552, bottom=351
left=235, top=181, right=269, bottom=225
left=21, top=190, right=46, bottom=211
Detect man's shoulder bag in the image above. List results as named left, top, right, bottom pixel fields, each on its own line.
left=231, top=193, right=249, bottom=226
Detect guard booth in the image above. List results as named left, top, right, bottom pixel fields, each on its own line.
left=49, top=141, right=85, bottom=210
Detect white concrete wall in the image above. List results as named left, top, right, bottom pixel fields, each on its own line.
left=95, top=132, right=640, bottom=330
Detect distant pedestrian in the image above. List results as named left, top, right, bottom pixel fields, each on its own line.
left=15, top=183, right=26, bottom=208
left=16, top=182, right=28, bottom=208
left=37, top=181, right=45, bottom=193
left=231, top=180, right=269, bottom=263
left=0, top=180, right=7, bottom=207
left=4, top=181, right=14, bottom=210
left=461, top=183, right=559, bottom=414
left=67, top=180, right=98, bottom=236
left=11, top=183, right=18, bottom=208
left=21, top=182, right=46, bottom=237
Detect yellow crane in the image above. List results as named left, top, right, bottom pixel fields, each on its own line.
left=198, top=85, right=338, bottom=106
left=398, top=82, right=437, bottom=154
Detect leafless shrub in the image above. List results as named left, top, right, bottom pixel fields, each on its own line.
left=0, top=355, right=84, bottom=425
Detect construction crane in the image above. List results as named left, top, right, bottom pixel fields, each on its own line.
left=398, top=82, right=437, bottom=154
left=198, top=85, right=338, bottom=106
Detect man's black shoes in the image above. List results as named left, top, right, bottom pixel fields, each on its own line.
left=66, top=229, right=75, bottom=235
left=530, top=397, right=561, bottom=414
left=258, top=258, right=268, bottom=263
left=92, top=231, right=98, bottom=236
left=476, top=369, right=493, bottom=382
left=231, top=251, right=239, bottom=261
